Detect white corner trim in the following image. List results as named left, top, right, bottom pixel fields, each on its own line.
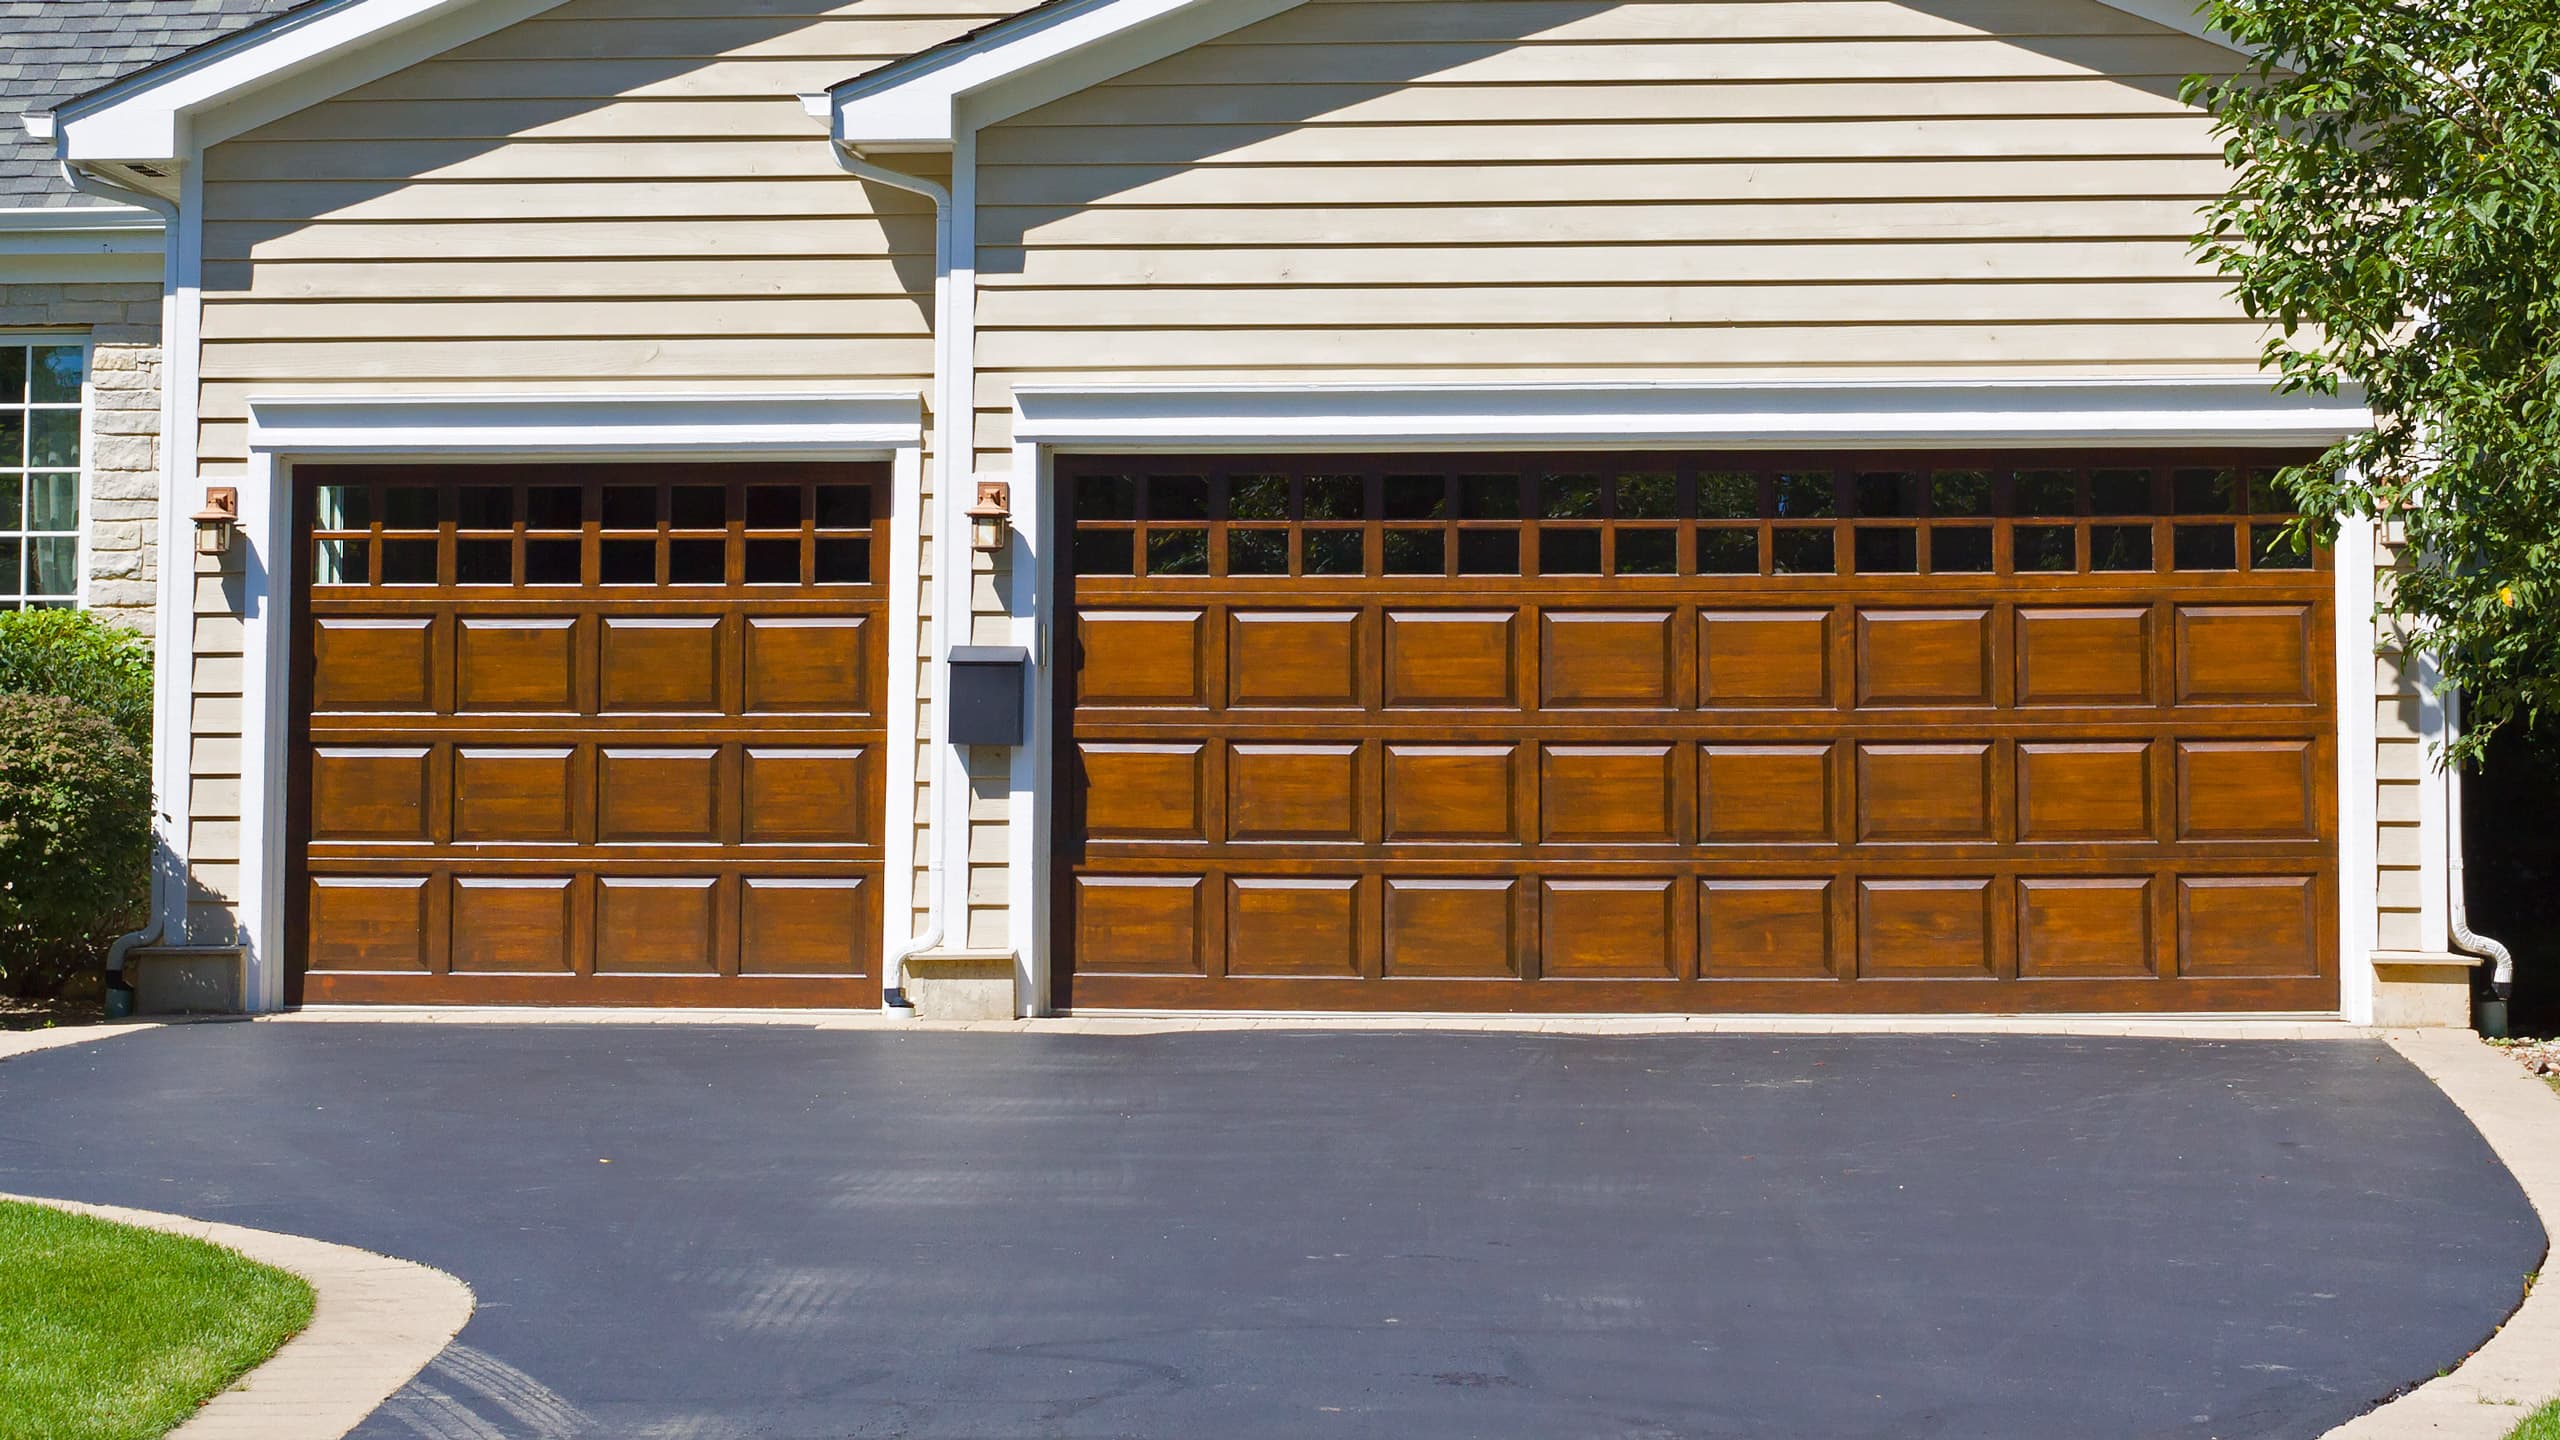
left=54, top=0, right=574, bottom=162
left=1012, top=378, right=2374, bottom=451
left=830, top=0, right=1304, bottom=147
left=245, top=392, right=924, bottom=458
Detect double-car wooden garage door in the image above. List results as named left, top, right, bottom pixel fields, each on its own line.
left=290, top=463, right=887, bottom=1005
left=1060, top=451, right=2339, bottom=1014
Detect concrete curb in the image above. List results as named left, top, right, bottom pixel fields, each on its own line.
left=2322, top=1031, right=2560, bottom=1438
left=0, top=1021, right=152, bottom=1061
left=0, top=1193, right=474, bottom=1440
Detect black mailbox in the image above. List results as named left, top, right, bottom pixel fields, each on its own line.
left=947, top=646, right=1030, bottom=746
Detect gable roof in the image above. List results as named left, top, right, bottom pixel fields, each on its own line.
left=4, top=0, right=307, bottom=207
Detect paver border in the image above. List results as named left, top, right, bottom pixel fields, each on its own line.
left=0, top=1192, right=473, bottom=1440
left=2321, top=1030, right=2560, bottom=1438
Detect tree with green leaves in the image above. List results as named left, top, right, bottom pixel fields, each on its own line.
left=2184, top=0, right=2560, bottom=761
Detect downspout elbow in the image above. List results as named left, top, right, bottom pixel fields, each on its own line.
left=2444, top=690, right=2513, bottom=1000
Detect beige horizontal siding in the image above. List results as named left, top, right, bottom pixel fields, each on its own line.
left=972, top=0, right=2267, bottom=463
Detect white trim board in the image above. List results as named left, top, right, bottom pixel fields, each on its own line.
left=1011, top=378, right=2375, bottom=451
left=231, top=390, right=926, bottom=1013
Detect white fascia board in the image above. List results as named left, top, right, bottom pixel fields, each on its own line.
left=53, top=0, right=572, bottom=163
left=829, top=0, right=1303, bottom=147
left=246, top=392, right=925, bottom=458
left=1012, top=378, right=2372, bottom=451
left=0, top=205, right=165, bottom=236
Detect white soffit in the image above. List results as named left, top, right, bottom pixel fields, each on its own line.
left=1011, top=379, right=2373, bottom=450
left=52, top=0, right=573, bottom=163
left=246, top=392, right=925, bottom=457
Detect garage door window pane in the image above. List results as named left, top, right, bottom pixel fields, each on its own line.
left=1698, top=472, right=1757, bottom=520
left=1228, top=529, right=1287, bottom=575
left=670, top=538, right=725, bottom=584
left=315, top=537, right=369, bottom=585
left=816, top=537, right=870, bottom=584
left=525, top=539, right=581, bottom=585
left=1457, top=529, right=1519, bottom=576
left=2014, top=470, right=2077, bottom=517
left=1616, top=529, right=1676, bottom=574
left=816, top=484, right=873, bottom=529
left=383, top=487, right=438, bottom=530
left=1385, top=477, right=1445, bottom=520
left=456, top=486, right=513, bottom=529
left=1853, top=527, right=1918, bottom=573
left=1772, top=527, right=1834, bottom=574
left=1774, top=472, right=1836, bottom=518
left=1931, top=470, right=1990, bottom=516
left=379, top=540, right=436, bottom=584
left=456, top=539, right=511, bottom=584
left=1304, top=477, right=1363, bottom=521
left=1854, top=472, right=1922, bottom=517
left=602, top=539, right=657, bottom=584
left=2092, top=525, right=2153, bottom=572
left=1074, top=474, right=1135, bottom=520
left=1539, top=474, right=1600, bottom=519
left=1073, top=529, right=1133, bottom=576
left=1304, top=529, right=1363, bottom=575
left=1460, top=475, right=1520, bottom=519
left=1929, top=527, right=1993, bottom=572
left=747, top=538, right=801, bottom=584
left=1697, top=528, right=1759, bottom=574
left=1149, top=476, right=1209, bottom=520
left=2174, top=524, right=2238, bottom=571
left=1146, top=529, right=1209, bottom=576
left=1229, top=476, right=1287, bottom=521
left=1540, top=529, right=1600, bottom=575
left=1383, top=528, right=1443, bottom=575
left=2014, top=525, right=2075, bottom=572
left=670, top=486, right=725, bottom=529
left=1618, top=472, right=1678, bottom=519
left=2091, top=469, right=2154, bottom=515
left=603, top=486, right=658, bottom=529
left=745, top=486, right=801, bottom=529
left=2253, top=523, right=2310, bottom=570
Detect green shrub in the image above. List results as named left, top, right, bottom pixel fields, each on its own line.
left=0, top=609, right=153, bottom=750
left=0, top=694, right=152, bottom=997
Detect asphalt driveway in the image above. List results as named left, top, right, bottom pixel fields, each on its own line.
left=0, top=1024, right=2540, bottom=1440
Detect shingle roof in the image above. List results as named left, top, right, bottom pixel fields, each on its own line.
left=2, top=0, right=312, bottom=208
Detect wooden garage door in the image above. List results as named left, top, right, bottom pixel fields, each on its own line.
left=290, top=463, right=887, bottom=1006
left=1057, top=451, right=2338, bottom=1014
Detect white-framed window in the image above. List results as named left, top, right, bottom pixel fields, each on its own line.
left=0, top=334, right=87, bottom=610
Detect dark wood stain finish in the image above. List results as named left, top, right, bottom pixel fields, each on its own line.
left=289, top=463, right=888, bottom=1006
left=1055, top=450, right=2338, bottom=1014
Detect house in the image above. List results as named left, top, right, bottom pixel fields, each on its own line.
left=22, top=0, right=2479, bottom=1023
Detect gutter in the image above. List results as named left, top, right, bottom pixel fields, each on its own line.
left=56, top=156, right=194, bottom=981
left=2444, top=689, right=2515, bottom=1000
left=823, top=134, right=965, bottom=1011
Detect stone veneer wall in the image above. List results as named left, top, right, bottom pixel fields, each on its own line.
left=0, top=279, right=162, bottom=631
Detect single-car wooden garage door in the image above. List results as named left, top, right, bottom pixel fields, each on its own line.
left=1057, top=451, right=2338, bottom=1014
left=290, top=463, right=887, bottom=1005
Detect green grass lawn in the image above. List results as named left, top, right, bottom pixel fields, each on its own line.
left=0, top=1200, right=313, bottom=1440
left=2510, top=1398, right=2560, bottom=1439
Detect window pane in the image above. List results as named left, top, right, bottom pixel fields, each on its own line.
left=1149, top=476, right=1209, bottom=520
left=1540, top=528, right=1601, bottom=574
left=26, top=473, right=74, bottom=531
left=1145, top=528, right=1208, bottom=575
left=2014, top=470, right=2076, bottom=516
left=455, top=485, right=513, bottom=530
left=2090, top=469, right=2153, bottom=515
left=0, top=347, right=22, bottom=404
left=1304, top=477, right=1364, bottom=521
left=2172, top=467, right=2240, bottom=514
left=1227, top=529, right=1288, bottom=575
left=1774, top=472, right=1836, bottom=518
left=1854, top=527, right=1918, bottom=573
left=29, top=346, right=82, bottom=404
left=315, top=537, right=369, bottom=585
left=0, top=539, right=18, bottom=595
left=1228, top=476, right=1287, bottom=521
left=524, top=539, right=581, bottom=585
left=1853, top=471, right=1922, bottom=518
left=1617, top=529, right=1676, bottom=574
left=1071, top=529, right=1132, bottom=576
left=815, top=537, right=870, bottom=584
left=2014, top=525, right=2075, bottom=572
left=315, top=484, right=369, bottom=530
left=2091, top=524, right=2153, bottom=571
left=2173, top=524, right=2237, bottom=570
left=602, top=485, right=658, bottom=530
left=601, top=539, right=657, bottom=584
left=526, top=485, right=583, bottom=530
left=1698, top=471, right=1756, bottom=520
left=1459, top=474, right=1520, bottom=520
left=0, top=477, right=16, bottom=530
left=1930, top=526, right=1993, bottom=573
left=0, top=413, right=22, bottom=467
left=28, top=536, right=75, bottom=597
left=383, top=487, right=438, bottom=530
left=1304, top=529, right=1363, bottom=575
left=379, top=539, right=436, bottom=584
left=455, top=539, right=511, bottom=584
left=1930, top=470, right=1990, bottom=517
left=2247, top=472, right=2298, bottom=515
left=1073, top=474, right=1135, bottom=520
left=1456, top=529, right=1518, bottom=575
left=746, top=538, right=800, bottom=583
left=669, top=486, right=725, bottom=529
left=744, top=485, right=801, bottom=529
left=1383, top=476, right=1445, bottom=520
left=815, top=484, right=872, bottom=529
left=1771, top=527, right=1834, bottom=574
left=669, top=537, right=725, bottom=583
left=1382, top=528, right=1443, bottom=574
left=2253, top=523, right=2311, bottom=569
left=1697, top=528, right=1758, bottom=574
left=1539, top=474, right=1601, bottom=519
left=27, top=411, right=78, bottom=469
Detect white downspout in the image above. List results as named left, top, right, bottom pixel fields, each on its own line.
left=60, top=159, right=190, bottom=983
left=2443, top=689, right=2514, bottom=1000
left=826, top=136, right=962, bottom=1008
